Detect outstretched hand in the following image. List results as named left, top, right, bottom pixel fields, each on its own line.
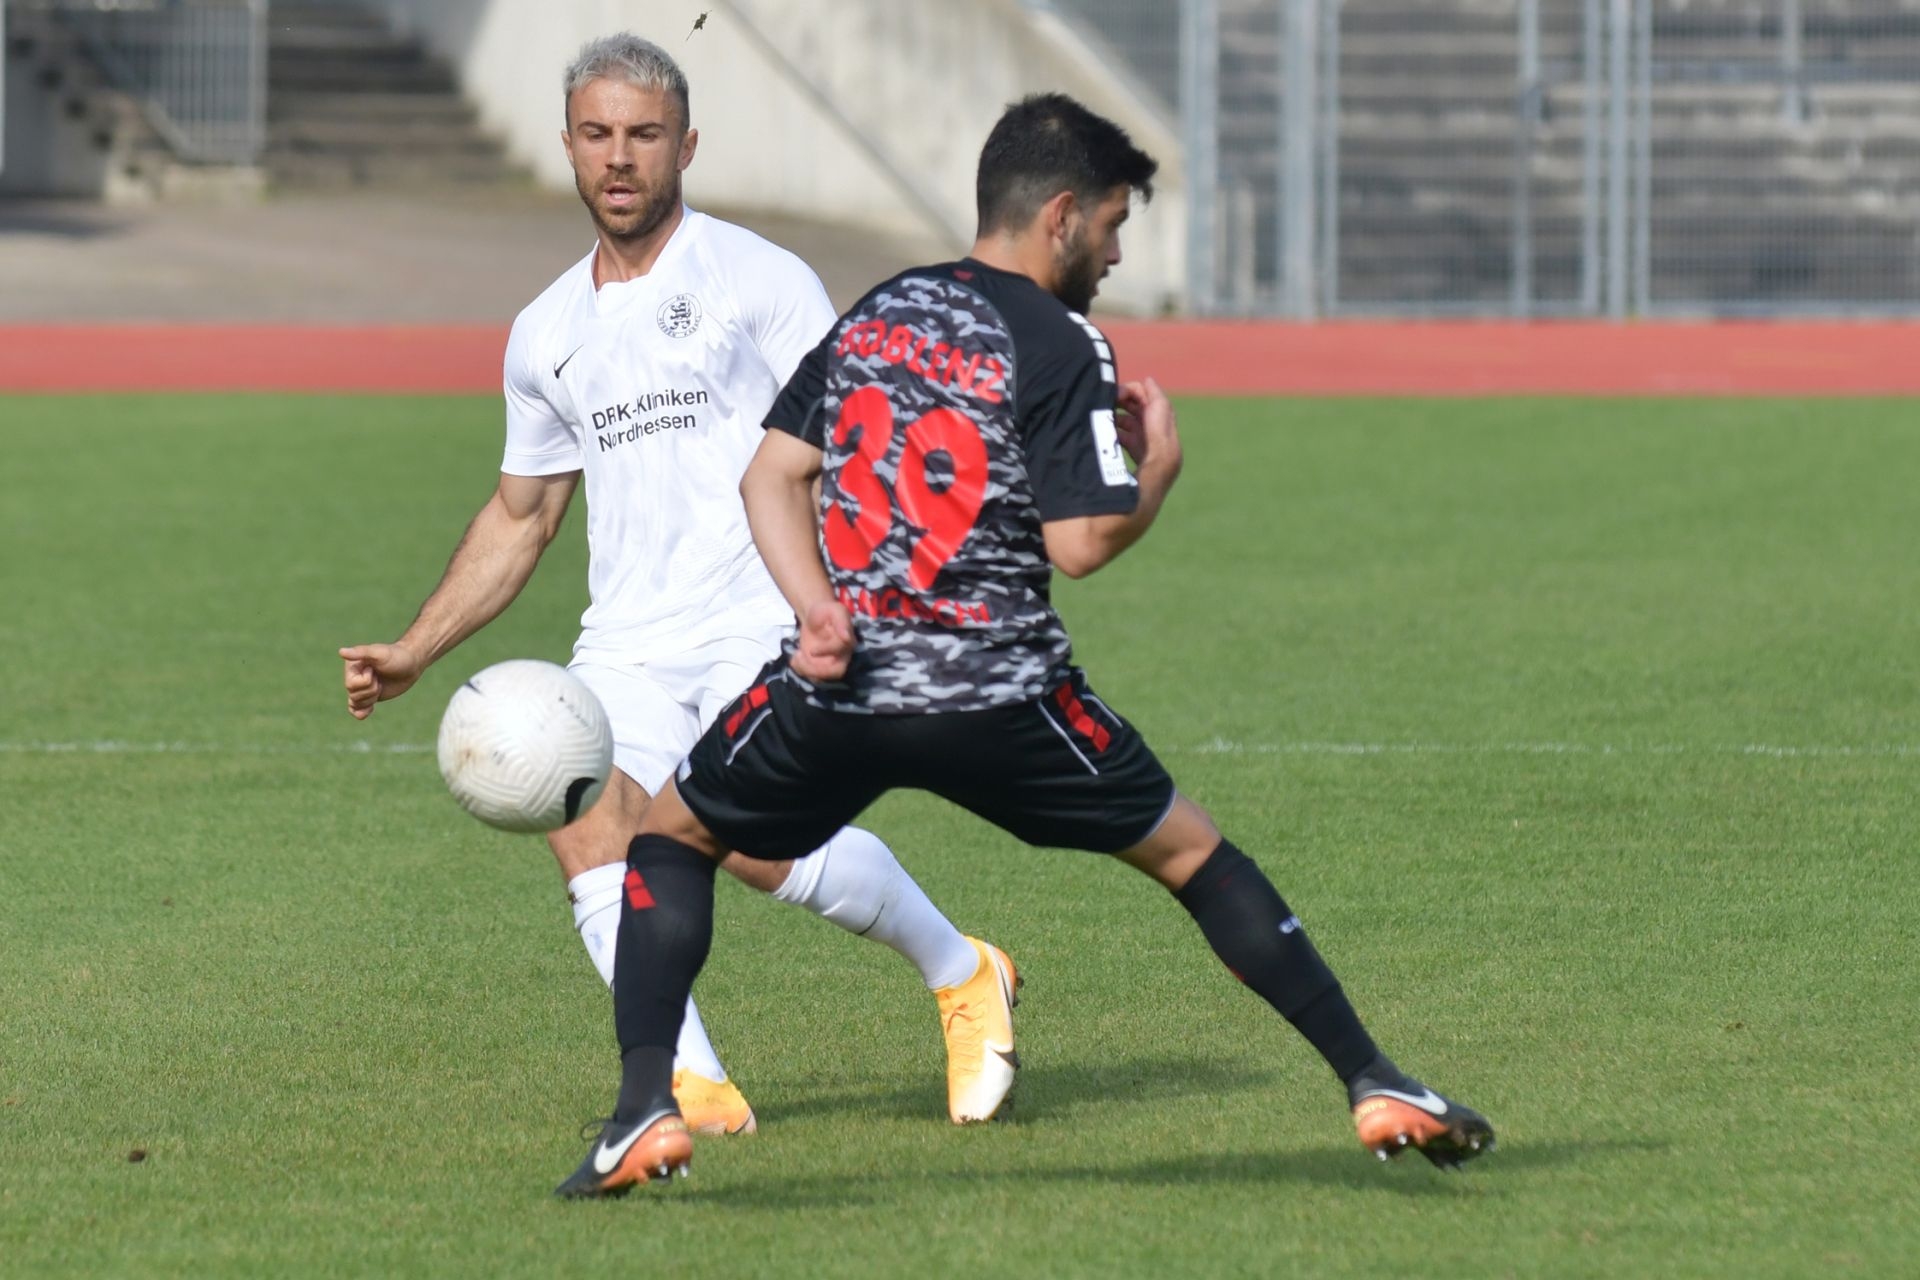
left=791, top=600, right=855, bottom=682
left=338, top=641, right=426, bottom=720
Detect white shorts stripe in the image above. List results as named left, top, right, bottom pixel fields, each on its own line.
left=1035, top=703, right=1099, bottom=775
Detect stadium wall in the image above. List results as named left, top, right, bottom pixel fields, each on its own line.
left=355, top=0, right=1185, bottom=314
left=0, top=19, right=110, bottom=197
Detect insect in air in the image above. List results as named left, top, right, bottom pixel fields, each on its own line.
left=688, top=11, right=709, bottom=40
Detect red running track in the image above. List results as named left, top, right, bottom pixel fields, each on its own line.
left=1, top=321, right=1915, bottom=394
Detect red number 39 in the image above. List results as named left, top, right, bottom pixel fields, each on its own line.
left=822, top=387, right=988, bottom=592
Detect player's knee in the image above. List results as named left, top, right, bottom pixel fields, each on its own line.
left=1169, top=793, right=1223, bottom=846
left=721, top=854, right=792, bottom=892
left=1116, top=793, right=1221, bottom=889
left=547, top=766, right=655, bottom=873
left=818, top=825, right=893, bottom=865
left=548, top=820, right=626, bottom=878
left=636, top=779, right=729, bottom=858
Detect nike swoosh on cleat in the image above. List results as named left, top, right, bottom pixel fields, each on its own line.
left=1358, top=1086, right=1449, bottom=1117
left=553, top=346, right=584, bottom=379
left=991, top=1045, right=1019, bottom=1071
left=591, top=1124, right=647, bottom=1175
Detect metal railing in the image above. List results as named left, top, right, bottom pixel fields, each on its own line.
left=37, top=0, right=265, bottom=165
left=1643, top=0, right=1920, bottom=313
left=1085, top=0, right=1920, bottom=315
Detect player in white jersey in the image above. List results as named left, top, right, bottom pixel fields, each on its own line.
left=339, top=33, right=1019, bottom=1132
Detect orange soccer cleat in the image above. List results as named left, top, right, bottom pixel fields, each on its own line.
left=934, top=937, right=1021, bottom=1124
left=1349, top=1068, right=1496, bottom=1170
left=672, top=1069, right=758, bottom=1136
left=554, top=1112, right=694, bottom=1199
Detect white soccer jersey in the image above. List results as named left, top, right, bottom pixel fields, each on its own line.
left=501, top=209, right=835, bottom=665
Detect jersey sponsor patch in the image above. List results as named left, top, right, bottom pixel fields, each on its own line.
left=1090, top=409, right=1134, bottom=487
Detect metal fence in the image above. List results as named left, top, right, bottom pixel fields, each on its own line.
left=34, top=0, right=265, bottom=164
left=1078, top=0, right=1920, bottom=316
left=1644, top=0, right=1920, bottom=313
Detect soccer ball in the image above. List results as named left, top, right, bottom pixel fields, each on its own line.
left=436, top=659, right=613, bottom=833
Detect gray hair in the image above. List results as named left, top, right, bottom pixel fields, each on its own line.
left=563, top=33, right=690, bottom=127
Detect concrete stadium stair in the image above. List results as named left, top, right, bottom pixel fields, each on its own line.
left=1067, top=0, right=1920, bottom=310
left=265, top=1, right=528, bottom=191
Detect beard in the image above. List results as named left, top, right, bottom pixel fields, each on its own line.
left=576, top=169, right=680, bottom=245
left=1054, top=224, right=1106, bottom=314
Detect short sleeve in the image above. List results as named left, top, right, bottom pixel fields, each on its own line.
left=499, top=312, right=583, bottom=476
left=743, top=250, right=838, bottom=385
left=763, top=325, right=837, bottom=447
left=1021, top=317, right=1138, bottom=521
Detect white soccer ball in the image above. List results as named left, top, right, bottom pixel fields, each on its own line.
left=436, top=659, right=613, bottom=833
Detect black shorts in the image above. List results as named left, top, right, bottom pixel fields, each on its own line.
left=677, top=662, right=1178, bottom=861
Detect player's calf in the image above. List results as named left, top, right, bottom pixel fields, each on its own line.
left=611, top=834, right=721, bottom=1125
left=1156, top=835, right=1497, bottom=1167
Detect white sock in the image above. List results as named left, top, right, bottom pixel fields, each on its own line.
left=567, top=863, right=626, bottom=987
left=672, top=996, right=728, bottom=1082
left=567, top=863, right=729, bottom=1082
left=772, top=826, right=981, bottom=990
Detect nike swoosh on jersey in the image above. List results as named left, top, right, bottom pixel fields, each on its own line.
left=1358, top=1086, right=1449, bottom=1116
left=590, top=1122, right=648, bottom=1175
left=553, top=346, right=584, bottom=379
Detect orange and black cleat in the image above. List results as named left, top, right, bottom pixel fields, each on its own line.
left=554, top=1111, right=693, bottom=1199
left=1349, top=1068, right=1495, bottom=1171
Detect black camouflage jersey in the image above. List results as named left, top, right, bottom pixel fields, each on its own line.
left=766, top=259, right=1139, bottom=713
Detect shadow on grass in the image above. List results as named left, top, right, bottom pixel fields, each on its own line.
left=1043, top=1134, right=1671, bottom=1194
left=761, top=1052, right=1281, bottom=1125
left=671, top=1135, right=1670, bottom=1211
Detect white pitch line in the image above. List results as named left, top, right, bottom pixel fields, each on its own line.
left=1179, top=738, right=1920, bottom=760
left=0, top=740, right=436, bottom=755
left=1, top=739, right=1917, bottom=760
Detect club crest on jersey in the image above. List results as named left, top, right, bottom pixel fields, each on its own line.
left=658, top=293, right=702, bottom=338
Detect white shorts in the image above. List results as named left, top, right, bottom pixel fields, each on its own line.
left=569, top=628, right=787, bottom=796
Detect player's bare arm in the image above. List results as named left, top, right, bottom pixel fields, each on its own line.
left=339, top=470, right=578, bottom=718
left=740, top=431, right=855, bottom=681
left=1041, top=375, right=1183, bottom=578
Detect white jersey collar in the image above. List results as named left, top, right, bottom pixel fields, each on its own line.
left=590, top=206, right=699, bottom=311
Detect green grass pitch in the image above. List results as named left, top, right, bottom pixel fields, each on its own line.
left=3, top=393, right=1918, bottom=1277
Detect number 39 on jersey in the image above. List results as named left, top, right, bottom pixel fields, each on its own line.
left=823, top=386, right=990, bottom=592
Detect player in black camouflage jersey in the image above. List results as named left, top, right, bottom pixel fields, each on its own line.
left=558, top=95, right=1495, bottom=1198
left=781, top=263, right=1132, bottom=716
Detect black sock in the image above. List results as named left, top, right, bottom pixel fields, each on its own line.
left=615, top=1046, right=676, bottom=1126
left=611, top=833, right=718, bottom=1122
left=1172, top=840, right=1382, bottom=1085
